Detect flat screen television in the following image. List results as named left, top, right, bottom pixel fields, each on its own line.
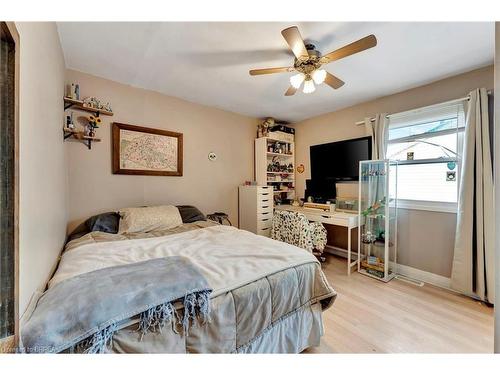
left=310, top=136, right=372, bottom=182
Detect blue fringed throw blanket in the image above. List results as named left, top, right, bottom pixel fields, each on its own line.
left=21, top=256, right=212, bottom=353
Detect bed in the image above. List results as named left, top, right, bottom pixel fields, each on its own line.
left=21, top=206, right=336, bottom=353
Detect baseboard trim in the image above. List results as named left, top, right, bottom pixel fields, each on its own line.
left=394, top=263, right=451, bottom=290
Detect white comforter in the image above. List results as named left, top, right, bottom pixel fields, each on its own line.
left=50, top=225, right=321, bottom=298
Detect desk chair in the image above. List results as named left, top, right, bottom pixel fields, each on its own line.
left=271, top=210, right=327, bottom=257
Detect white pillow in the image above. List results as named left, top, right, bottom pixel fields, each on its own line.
left=118, top=205, right=183, bottom=234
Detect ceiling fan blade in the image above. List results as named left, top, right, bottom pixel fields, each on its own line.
left=285, top=86, right=298, bottom=96
left=324, top=72, right=345, bottom=89
left=321, top=34, right=377, bottom=64
left=281, top=26, right=309, bottom=60
left=249, top=67, right=294, bottom=76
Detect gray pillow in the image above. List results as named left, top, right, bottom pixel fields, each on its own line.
left=86, top=212, right=121, bottom=233
left=67, top=212, right=120, bottom=242
left=176, top=205, right=206, bottom=223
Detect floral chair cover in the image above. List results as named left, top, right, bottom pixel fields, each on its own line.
left=271, top=210, right=327, bottom=253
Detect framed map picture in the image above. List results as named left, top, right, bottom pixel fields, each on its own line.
left=112, top=122, right=183, bottom=176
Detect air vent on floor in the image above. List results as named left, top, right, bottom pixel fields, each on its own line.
left=395, top=275, right=424, bottom=287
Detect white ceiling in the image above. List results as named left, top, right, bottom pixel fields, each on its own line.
left=57, top=22, right=494, bottom=122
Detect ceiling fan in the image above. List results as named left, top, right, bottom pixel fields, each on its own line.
left=249, top=26, right=377, bottom=96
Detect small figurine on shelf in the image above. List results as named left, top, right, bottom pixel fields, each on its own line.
left=262, top=118, right=274, bottom=137
left=269, top=161, right=281, bottom=172
left=272, top=142, right=279, bottom=153
left=86, top=115, right=101, bottom=138
left=361, top=230, right=377, bottom=244
left=257, top=117, right=275, bottom=138
left=83, top=96, right=102, bottom=110
left=66, top=111, right=75, bottom=130
left=103, top=102, right=112, bottom=113
left=66, top=83, right=80, bottom=100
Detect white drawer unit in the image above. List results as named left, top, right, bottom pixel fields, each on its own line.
left=238, top=185, right=274, bottom=237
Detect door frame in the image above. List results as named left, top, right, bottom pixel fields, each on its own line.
left=0, top=21, right=19, bottom=353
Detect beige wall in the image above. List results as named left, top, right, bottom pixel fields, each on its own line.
left=294, top=65, right=493, bottom=277
left=65, top=69, right=257, bottom=233
left=17, top=22, right=68, bottom=315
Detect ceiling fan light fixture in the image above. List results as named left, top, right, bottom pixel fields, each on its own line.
left=249, top=27, right=376, bottom=97
left=290, top=73, right=305, bottom=89
left=312, top=69, right=327, bottom=85
left=303, top=79, right=316, bottom=94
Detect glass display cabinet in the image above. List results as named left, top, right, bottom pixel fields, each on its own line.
left=357, top=160, right=398, bottom=282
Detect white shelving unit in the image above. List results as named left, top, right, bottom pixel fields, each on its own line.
left=255, top=136, right=295, bottom=202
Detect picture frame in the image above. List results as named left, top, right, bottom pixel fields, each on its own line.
left=112, top=122, right=183, bottom=176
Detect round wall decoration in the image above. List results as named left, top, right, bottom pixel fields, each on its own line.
left=208, top=152, right=217, bottom=161
left=296, top=164, right=305, bottom=174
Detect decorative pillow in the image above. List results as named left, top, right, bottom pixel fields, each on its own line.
left=118, top=205, right=183, bottom=234
left=176, top=205, right=206, bottom=223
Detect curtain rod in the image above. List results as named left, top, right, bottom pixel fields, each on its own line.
left=355, top=90, right=492, bottom=126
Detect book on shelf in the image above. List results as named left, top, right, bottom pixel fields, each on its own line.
left=367, top=256, right=381, bottom=265
left=361, top=260, right=385, bottom=273
left=364, top=268, right=385, bottom=278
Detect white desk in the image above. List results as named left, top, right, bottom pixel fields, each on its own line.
left=275, top=205, right=359, bottom=275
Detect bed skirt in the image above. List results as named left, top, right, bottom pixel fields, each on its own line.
left=105, top=301, right=324, bottom=353
left=236, top=302, right=324, bottom=353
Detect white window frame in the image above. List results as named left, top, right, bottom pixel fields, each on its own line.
left=386, top=103, right=465, bottom=213
left=396, top=199, right=457, bottom=213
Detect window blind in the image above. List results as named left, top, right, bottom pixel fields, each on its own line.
left=388, top=101, right=466, bottom=132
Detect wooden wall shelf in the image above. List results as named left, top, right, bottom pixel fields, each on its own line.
left=63, top=95, right=111, bottom=150
left=63, top=128, right=101, bottom=150
left=63, top=97, right=113, bottom=116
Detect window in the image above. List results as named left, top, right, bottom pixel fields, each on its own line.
left=386, top=102, right=465, bottom=212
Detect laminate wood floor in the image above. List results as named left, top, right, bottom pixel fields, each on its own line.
left=305, top=254, right=494, bottom=353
